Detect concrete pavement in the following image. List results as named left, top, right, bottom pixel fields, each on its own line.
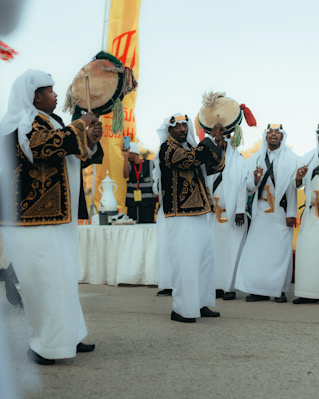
left=3, top=284, right=319, bottom=399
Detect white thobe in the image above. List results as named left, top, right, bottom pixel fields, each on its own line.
left=208, top=176, right=247, bottom=292
left=1, top=114, right=87, bottom=359
left=295, top=156, right=319, bottom=299
left=235, top=149, right=297, bottom=297
left=166, top=214, right=215, bottom=318
left=156, top=206, right=172, bottom=289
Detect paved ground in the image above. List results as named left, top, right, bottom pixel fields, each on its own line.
left=2, top=284, right=319, bottom=399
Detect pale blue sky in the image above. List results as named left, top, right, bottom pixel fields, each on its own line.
left=1, top=0, right=319, bottom=155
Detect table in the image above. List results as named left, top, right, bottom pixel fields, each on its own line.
left=78, top=224, right=158, bottom=286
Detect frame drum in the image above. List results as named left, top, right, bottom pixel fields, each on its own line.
left=71, top=59, right=124, bottom=116
left=198, top=97, right=243, bottom=134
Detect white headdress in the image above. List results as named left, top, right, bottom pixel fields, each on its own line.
left=129, top=142, right=140, bottom=155
left=156, top=113, right=197, bottom=148
left=0, top=69, right=55, bottom=162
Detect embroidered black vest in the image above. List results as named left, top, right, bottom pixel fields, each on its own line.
left=1, top=113, right=88, bottom=226
left=159, top=136, right=224, bottom=218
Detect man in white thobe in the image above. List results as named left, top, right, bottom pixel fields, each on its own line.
left=0, top=70, right=100, bottom=365
left=207, top=139, right=248, bottom=300
left=235, top=124, right=298, bottom=302
left=157, top=114, right=225, bottom=323
left=293, top=129, right=319, bottom=304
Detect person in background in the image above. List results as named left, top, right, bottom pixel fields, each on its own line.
left=207, top=136, right=248, bottom=301
left=235, top=124, right=298, bottom=303
left=293, top=127, right=319, bottom=305
left=122, top=142, right=158, bottom=223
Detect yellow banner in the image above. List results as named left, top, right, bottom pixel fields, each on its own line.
left=94, top=0, right=141, bottom=213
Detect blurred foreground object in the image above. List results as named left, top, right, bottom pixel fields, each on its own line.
left=0, top=0, right=25, bottom=34
left=0, top=40, right=18, bottom=61
left=0, top=264, right=23, bottom=309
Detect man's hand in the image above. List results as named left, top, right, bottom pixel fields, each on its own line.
left=87, top=120, right=102, bottom=149
left=79, top=112, right=96, bottom=127
left=296, top=166, right=308, bottom=187
left=286, top=217, right=296, bottom=228
left=254, top=167, right=263, bottom=185
left=235, top=213, right=244, bottom=226
left=121, top=145, right=129, bottom=159
left=210, top=123, right=225, bottom=148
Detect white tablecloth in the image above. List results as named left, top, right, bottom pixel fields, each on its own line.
left=78, top=224, right=158, bottom=286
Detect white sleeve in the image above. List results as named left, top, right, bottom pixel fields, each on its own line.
left=286, top=179, right=297, bottom=218
left=87, top=144, right=98, bottom=159
left=236, top=177, right=248, bottom=214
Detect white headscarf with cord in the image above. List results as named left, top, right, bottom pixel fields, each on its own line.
left=297, top=133, right=319, bottom=210
left=0, top=69, right=55, bottom=162
left=248, top=126, right=298, bottom=221
left=152, top=113, right=201, bottom=199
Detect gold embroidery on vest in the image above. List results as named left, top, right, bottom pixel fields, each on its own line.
left=29, top=124, right=57, bottom=148
left=179, top=170, right=194, bottom=201
left=164, top=145, right=174, bottom=168
left=180, top=185, right=204, bottom=209
left=172, top=169, right=178, bottom=214
left=172, top=148, right=188, bottom=164
left=12, top=163, right=22, bottom=222
left=22, top=182, right=63, bottom=219
left=61, top=158, right=71, bottom=222
left=71, top=119, right=89, bottom=161
left=29, top=164, right=58, bottom=195
left=20, top=164, right=58, bottom=212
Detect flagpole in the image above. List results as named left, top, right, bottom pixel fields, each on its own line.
left=90, top=0, right=111, bottom=222
left=101, top=0, right=111, bottom=51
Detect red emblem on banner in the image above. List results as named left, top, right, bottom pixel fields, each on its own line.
left=112, top=30, right=136, bottom=69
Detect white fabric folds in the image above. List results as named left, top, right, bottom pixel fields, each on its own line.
left=235, top=130, right=298, bottom=297
left=207, top=139, right=248, bottom=292
left=295, top=142, right=319, bottom=299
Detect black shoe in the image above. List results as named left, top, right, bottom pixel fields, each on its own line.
left=27, top=347, right=55, bottom=366
left=275, top=293, right=288, bottom=303
left=223, top=292, right=236, bottom=301
left=216, top=289, right=224, bottom=298
left=200, top=306, right=220, bottom=317
left=171, top=311, right=196, bottom=323
left=156, top=289, right=172, bottom=297
left=293, top=297, right=319, bottom=305
left=77, top=342, right=95, bottom=353
left=245, top=294, right=270, bottom=302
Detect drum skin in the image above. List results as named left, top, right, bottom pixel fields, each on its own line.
left=198, top=97, right=243, bottom=134
left=72, top=59, right=124, bottom=115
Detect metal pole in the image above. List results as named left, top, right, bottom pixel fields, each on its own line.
left=89, top=0, right=111, bottom=223
left=101, top=0, right=111, bottom=51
